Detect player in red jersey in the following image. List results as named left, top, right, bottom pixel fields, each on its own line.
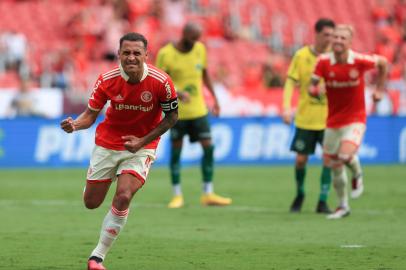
left=60, top=32, right=178, bottom=270
left=310, top=25, right=388, bottom=219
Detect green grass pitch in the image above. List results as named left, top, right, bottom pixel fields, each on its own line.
left=0, top=165, right=405, bottom=270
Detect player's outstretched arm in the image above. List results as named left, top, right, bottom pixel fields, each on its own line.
left=122, top=109, right=178, bottom=153
left=373, top=56, right=388, bottom=102
left=60, top=108, right=100, bottom=133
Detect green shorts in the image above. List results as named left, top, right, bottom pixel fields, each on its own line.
left=290, top=127, right=324, bottom=155
left=170, top=115, right=211, bottom=143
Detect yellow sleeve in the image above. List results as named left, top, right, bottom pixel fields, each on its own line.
left=283, top=78, right=296, bottom=111
left=286, top=52, right=300, bottom=81
left=155, top=49, right=167, bottom=72
left=283, top=53, right=300, bottom=111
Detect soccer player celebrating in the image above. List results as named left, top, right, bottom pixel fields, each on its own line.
left=60, top=33, right=178, bottom=270
left=283, top=18, right=336, bottom=214
left=156, top=22, right=231, bottom=208
left=310, top=25, right=388, bottom=219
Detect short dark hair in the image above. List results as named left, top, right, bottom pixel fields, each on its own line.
left=119, top=32, right=148, bottom=49
left=314, top=18, right=335, bottom=33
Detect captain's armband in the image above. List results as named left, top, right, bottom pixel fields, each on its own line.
left=161, top=98, right=178, bottom=112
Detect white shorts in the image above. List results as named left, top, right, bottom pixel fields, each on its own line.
left=323, top=122, right=366, bottom=155
left=87, top=145, right=156, bottom=185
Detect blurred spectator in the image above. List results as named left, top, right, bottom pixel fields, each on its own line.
left=291, top=21, right=308, bottom=53
left=163, top=0, right=186, bottom=35
left=394, top=0, right=406, bottom=26
left=269, top=12, right=286, bottom=53
left=263, top=63, right=283, bottom=88
left=101, top=2, right=130, bottom=61
left=375, top=25, right=400, bottom=62
left=0, top=29, right=29, bottom=80
left=242, top=62, right=264, bottom=90
left=132, top=0, right=162, bottom=55
left=371, top=0, right=391, bottom=28
left=6, top=79, right=45, bottom=118
left=40, top=48, right=73, bottom=90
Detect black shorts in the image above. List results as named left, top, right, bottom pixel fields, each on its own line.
left=170, top=115, right=211, bottom=143
left=290, top=127, right=324, bottom=155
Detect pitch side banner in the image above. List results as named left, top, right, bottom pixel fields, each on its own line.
left=0, top=116, right=405, bottom=168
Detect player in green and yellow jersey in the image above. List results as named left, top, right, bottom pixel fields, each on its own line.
left=283, top=18, right=335, bottom=213
left=156, top=22, right=231, bottom=208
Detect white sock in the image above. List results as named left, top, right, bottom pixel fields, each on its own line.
left=332, top=166, right=349, bottom=209
left=173, top=184, right=182, bottom=196
left=203, top=182, right=213, bottom=194
left=90, top=206, right=129, bottom=261
left=346, top=155, right=362, bottom=179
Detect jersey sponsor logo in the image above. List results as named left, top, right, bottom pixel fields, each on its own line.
left=114, top=103, right=154, bottom=112
left=141, top=91, right=152, bottom=102
left=164, top=81, right=172, bottom=99
left=90, top=80, right=102, bottom=100
left=326, top=79, right=360, bottom=88
left=349, top=68, right=359, bottom=79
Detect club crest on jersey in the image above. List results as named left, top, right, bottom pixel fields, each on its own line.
left=329, top=71, right=335, bottom=78
left=141, top=91, right=152, bottom=102
left=349, top=68, right=359, bottom=79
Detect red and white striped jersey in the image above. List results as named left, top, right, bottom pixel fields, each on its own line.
left=88, top=63, right=177, bottom=150
left=313, top=50, right=378, bottom=128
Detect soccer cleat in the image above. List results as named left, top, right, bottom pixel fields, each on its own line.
left=201, top=193, right=232, bottom=206
left=88, top=259, right=106, bottom=270
left=316, top=200, right=332, bottom=214
left=290, top=194, right=304, bottom=213
left=326, top=207, right=350, bottom=219
left=168, top=195, right=184, bottom=208
left=351, top=176, right=364, bottom=199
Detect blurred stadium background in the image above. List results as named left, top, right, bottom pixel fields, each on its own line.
left=0, top=0, right=405, bottom=269
left=1, top=0, right=406, bottom=167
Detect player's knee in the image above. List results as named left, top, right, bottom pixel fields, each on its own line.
left=296, top=159, right=307, bottom=168
left=84, top=198, right=103, bottom=209
left=295, top=155, right=308, bottom=168
left=114, top=191, right=132, bottom=209
left=333, top=178, right=344, bottom=189
left=332, top=166, right=344, bottom=176
left=332, top=167, right=345, bottom=187
left=338, top=153, right=352, bottom=163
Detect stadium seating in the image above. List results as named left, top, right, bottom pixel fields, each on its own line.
left=0, top=0, right=404, bottom=116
